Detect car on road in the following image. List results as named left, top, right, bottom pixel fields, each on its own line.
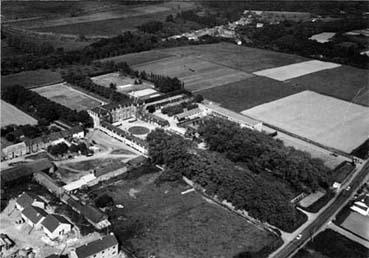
left=296, top=234, right=302, bottom=240
left=346, top=186, right=351, bottom=191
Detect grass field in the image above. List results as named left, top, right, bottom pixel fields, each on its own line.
left=293, top=229, right=369, bottom=258
left=340, top=212, right=369, bottom=241
left=98, top=50, right=174, bottom=66
left=1, top=69, right=63, bottom=89
left=1, top=100, right=38, bottom=126
left=134, top=56, right=254, bottom=92
left=253, top=60, right=341, bottom=81
left=198, top=76, right=302, bottom=112
left=290, top=65, right=369, bottom=107
left=242, top=91, right=369, bottom=153
left=32, top=83, right=103, bottom=111
left=160, top=42, right=308, bottom=73
left=88, top=172, right=281, bottom=257
left=91, top=72, right=154, bottom=93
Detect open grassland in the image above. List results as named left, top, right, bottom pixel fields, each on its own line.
left=91, top=172, right=281, bottom=257
left=1, top=69, right=63, bottom=89
left=32, top=83, right=103, bottom=111
left=1, top=100, right=37, bottom=126
left=293, top=229, right=369, bottom=258
left=242, top=91, right=369, bottom=153
left=91, top=72, right=154, bottom=93
left=99, top=50, right=174, bottom=66
left=160, top=42, right=308, bottom=73
left=198, top=76, right=302, bottom=112
left=290, top=65, right=369, bottom=107
left=134, top=56, right=253, bottom=92
left=253, top=60, right=341, bottom=81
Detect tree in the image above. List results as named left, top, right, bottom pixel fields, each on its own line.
left=109, top=83, right=117, bottom=91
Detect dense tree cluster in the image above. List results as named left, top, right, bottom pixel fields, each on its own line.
left=117, top=61, right=183, bottom=93
left=47, top=142, right=89, bottom=156
left=198, top=118, right=333, bottom=193
left=161, top=102, right=198, bottom=116
left=237, top=18, right=369, bottom=69
left=1, top=85, right=92, bottom=127
left=5, top=34, right=55, bottom=56
left=1, top=124, right=60, bottom=143
left=146, top=129, right=302, bottom=231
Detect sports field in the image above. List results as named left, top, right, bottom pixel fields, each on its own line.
left=253, top=60, right=341, bottom=81
left=134, top=56, right=254, bottom=92
left=1, top=100, right=37, bottom=126
left=33, top=83, right=103, bottom=111
left=242, top=91, right=369, bottom=153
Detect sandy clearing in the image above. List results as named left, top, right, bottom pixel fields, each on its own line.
left=1, top=100, right=38, bottom=126
left=242, top=91, right=369, bottom=153
left=253, top=60, right=341, bottom=81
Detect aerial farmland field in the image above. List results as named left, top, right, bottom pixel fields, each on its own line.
left=1, top=69, right=63, bottom=89
left=1, top=100, right=37, bottom=126
left=134, top=56, right=254, bottom=92
left=290, top=65, right=369, bottom=107
left=197, top=76, right=302, bottom=112
left=253, top=60, right=341, bottom=81
left=242, top=91, right=369, bottom=153
left=32, top=83, right=104, bottom=111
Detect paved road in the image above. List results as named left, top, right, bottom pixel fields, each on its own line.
left=272, top=160, right=369, bottom=258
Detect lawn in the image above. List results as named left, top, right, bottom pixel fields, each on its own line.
left=293, top=229, right=369, bottom=258
left=198, top=76, right=302, bottom=112
left=290, top=65, right=369, bottom=107
left=242, top=91, right=369, bottom=153
left=134, top=55, right=253, bottom=92
left=1, top=100, right=38, bottom=126
left=32, top=83, right=103, bottom=111
left=86, top=172, right=282, bottom=257
left=1, top=69, right=63, bottom=89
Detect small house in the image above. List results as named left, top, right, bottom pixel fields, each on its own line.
left=70, top=233, right=119, bottom=258
left=21, top=206, right=48, bottom=229
left=15, top=192, right=45, bottom=211
left=41, top=214, right=72, bottom=240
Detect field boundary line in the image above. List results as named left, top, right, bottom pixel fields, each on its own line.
left=133, top=55, right=177, bottom=67
left=192, top=76, right=255, bottom=93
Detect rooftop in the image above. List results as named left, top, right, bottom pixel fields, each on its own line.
left=22, top=206, right=48, bottom=224
left=41, top=214, right=70, bottom=233
left=16, top=192, right=44, bottom=208
left=74, top=234, right=118, bottom=258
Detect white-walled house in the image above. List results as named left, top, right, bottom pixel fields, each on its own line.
left=15, top=192, right=45, bottom=211
left=41, top=214, right=72, bottom=240
left=21, top=206, right=48, bottom=229
left=70, top=233, right=120, bottom=258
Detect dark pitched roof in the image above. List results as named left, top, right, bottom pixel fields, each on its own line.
left=16, top=192, right=43, bottom=208
left=22, top=206, right=48, bottom=224
left=41, top=214, right=70, bottom=232
left=75, top=234, right=118, bottom=258
left=65, top=196, right=107, bottom=224
left=45, top=255, right=61, bottom=258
